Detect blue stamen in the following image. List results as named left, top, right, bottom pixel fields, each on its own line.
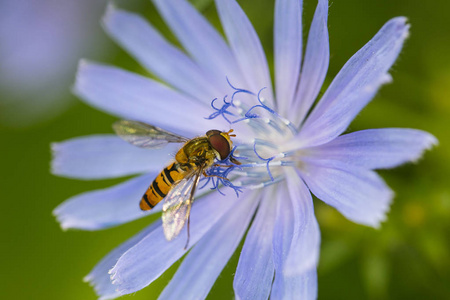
left=199, top=146, right=244, bottom=196
left=205, top=79, right=295, bottom=133
left=206, top=78, right=273, bottom=124
left=205, top=95, right=236, bottom=124
left=252, top=142, right=275, bottom=182
left=226, top=77, right=255, bottom=98
left=204, top=80, right=295, bottom=191
left=210, top=97, right=219, bottom=110
left=202, top=165, right=243, bottom=197
left=229, top=87, right=273, bottom=124
left=249, top=87, right=275, bottom=114
left=198, top=176, right=212, bottom=190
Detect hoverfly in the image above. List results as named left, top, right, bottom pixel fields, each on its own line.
left=113, top=120, right=240, bottom=248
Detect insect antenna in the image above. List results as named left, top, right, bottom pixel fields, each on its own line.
left=226, top=129, right=236, bottom=137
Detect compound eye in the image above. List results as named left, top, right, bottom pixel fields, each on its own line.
left=206, top=129, right=221, bottom=137
left=208, top=133, right=231, bottom=160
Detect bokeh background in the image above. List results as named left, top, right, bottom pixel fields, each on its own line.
left=1, top=0, right=449, bottom=299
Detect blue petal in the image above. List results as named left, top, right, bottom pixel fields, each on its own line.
left=51, top=135, right=178, bottom=180
left=300, top=160, right=394, bottom=227
left=299, top=17, right=409, bottom=147
left=85, top=221, right=161, bottom=300
left=272, top=182, right=295, bottom=270
left=215, top=0, right=274, bottom=105
left=305, top=128, right=437, bottom=169
left=233, top=188, right=276, bottom=300
left=271, top=171, right=320, bottom=299
left=102, top=6, right=222, bottom=102
left=292, top=0, right=329, bottom=126
left=109, top=190, right=249, bottom=295
left=274, top=0, right=303, bottom=117
left=74, top=61, right=228, bottom=137
left=271, top=268, right=318, bottom=300
left=159, top=191, right=259, bottom=300
left=283, top=169, right=320, bottom=276
left=151, top=0, right=245, bottom=91
left=53, top=173, right=160, bottom=231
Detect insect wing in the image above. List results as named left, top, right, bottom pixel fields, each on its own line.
left=113, top=120, right=188, bottom=148
left=162, top=169, right=202, bottom=241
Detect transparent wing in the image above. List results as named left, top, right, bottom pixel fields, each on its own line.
left=113, top=120, right=188, bottom=149
left=162, top=167, right=203, bottom=241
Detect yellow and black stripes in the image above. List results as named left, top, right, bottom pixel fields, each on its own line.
left=141, top=193, right=154, bottom=210
left=139, top=162, right=188, bottom=211
left=163, top=167, right=175, bottom=184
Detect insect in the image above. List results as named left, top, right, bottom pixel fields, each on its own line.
left=113, top=120, right=240, bottom=248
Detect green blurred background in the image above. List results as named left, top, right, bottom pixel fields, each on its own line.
left=1, top=0, right=449, bottom=299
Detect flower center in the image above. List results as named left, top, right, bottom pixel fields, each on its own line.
left=204, top=80, right=300, bottom=193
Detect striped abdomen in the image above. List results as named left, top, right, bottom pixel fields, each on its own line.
left=140, top=162, right=187, bottom=210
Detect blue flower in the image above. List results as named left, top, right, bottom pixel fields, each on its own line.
left=52, top=0, right=437, bottom=299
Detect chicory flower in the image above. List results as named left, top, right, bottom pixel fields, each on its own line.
left=53, top=0, right=436, bottom=299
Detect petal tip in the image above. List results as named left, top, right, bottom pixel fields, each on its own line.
left=50, top=142, right=62, bottom=175
left=379, top=73, right=393, bottom=86
left=109, top=271, right=127, bottom=296
left=391, top=16, right=409, bottom=28
left=83, top=273, right=93, bottom=283
left=409, top=131, right=438, bottom=164
left=358, top=186, right=394, bottom=229
left=425, top=133, right=439, bottom=148
left=108, top=267, right=118, bottom=279
left=391, top=16, right=410, bottom=39
left=418, top=132, right=439, bottom=152
left=55, top=213, right=75, bottom=231
left=75, top=59, right=98, bottom=81
left=73, top=59, right=92, bottom=95
left=59, top=222, right=71, bottom=231
left=52, top=203, right=63, bottom=218
left=77, top=58, right=91, bottom=72
left=103, top=2, right=118, bottom=24
left=371, top=191, right=394, bottom=228
left=53, top=204, right=90, bottom=231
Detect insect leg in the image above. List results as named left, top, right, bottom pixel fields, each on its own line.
left=212, top=164, right=234, bottom=168
left=183, top=168, right=202, bottom=250
left=203, top=171, right=228, bottom=181
left=184, top=209, right=191, bottom=250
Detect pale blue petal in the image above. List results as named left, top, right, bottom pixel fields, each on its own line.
left=102, top=6, right=221, bottom=102
left=159, top=192, right=259, bottom=300
left=271, top=268, right=317, bottom=300
left=271, top=172, right=319, bottom=299
left=272, top=182, right=295, bottom=272
left=234, top=188, right=276, bottom=300
left=151, top=0, right=245, bottom=90
left=74, top=62, right=228, bottom=137
left=215, top=0, right=274, bottom=105
left=306, top=128, right=437, bottom=169
left=84, top=221, right=161, bottom=300
left=298, top=17, right=409, bottom=147
left=53, top=173, right=160, bottom=231
left=109, top=190, right=250, bottom=295
left=292, top=0, right=329, bottom=125
left=300, top=160, right=394, bottom=227
left=51, top=135, right=178, bottom=180
left=283, top=169, right=320, bottom=276
left=274, top=0, right=302, bottom=117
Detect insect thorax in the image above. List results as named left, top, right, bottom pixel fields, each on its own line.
left=175, top=137, right=216, bottom=168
